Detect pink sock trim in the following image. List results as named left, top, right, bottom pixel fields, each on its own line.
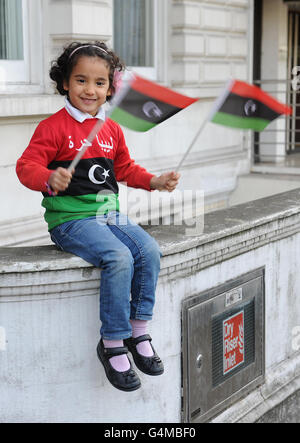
left=130, top=319, right=154, bottom=357
left=103, top=339, right=123, bottom=348
left=130, top=319, right=148, bottom=338
left=102, top=339, right=130, bottom=372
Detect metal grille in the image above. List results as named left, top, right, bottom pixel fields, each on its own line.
left=253, top=79, right=292, bottom=162
left=254, top=11, right=300, bottom=160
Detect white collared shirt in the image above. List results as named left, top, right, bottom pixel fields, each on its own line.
left=64, top=98, right=106, bottom=123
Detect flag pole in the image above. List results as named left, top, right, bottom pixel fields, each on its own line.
left=175, top=79, right=233, bottom=172
left=67, top=71, right=134, bottom=173
left=175, top=118, right=209, bottom=172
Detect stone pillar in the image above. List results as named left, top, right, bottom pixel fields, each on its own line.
left=48, top=0, right=113, bottom=70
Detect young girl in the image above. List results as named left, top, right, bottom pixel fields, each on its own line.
left=16, top=42, right=180, bottom=392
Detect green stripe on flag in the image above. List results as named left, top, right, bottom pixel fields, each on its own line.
left=42, top=193, right=120, bottom=231
left=211, top=111, right=270, bottom=131
left=110, top=107, right=156, bottom=132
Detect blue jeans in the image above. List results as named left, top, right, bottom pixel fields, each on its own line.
left=50, top=212, right=162, bottom=340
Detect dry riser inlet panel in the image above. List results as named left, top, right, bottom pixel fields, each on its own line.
left=182, top=267, right=265, bottom=423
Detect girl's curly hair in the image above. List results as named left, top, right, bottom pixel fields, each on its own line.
left=49, top=41, right=125, bottom=101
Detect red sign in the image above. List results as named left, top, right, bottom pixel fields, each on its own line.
left=223, top=310, right=244, bottom=375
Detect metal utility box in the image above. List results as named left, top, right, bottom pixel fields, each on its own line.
left=182, top=268, right=265, bottom=423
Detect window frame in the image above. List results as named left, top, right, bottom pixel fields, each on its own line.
left=0, top=0, right=43, bottom=94
left=0, top=0, right=29, bottom=83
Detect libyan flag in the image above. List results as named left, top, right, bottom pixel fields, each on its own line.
left=109, top=74, right=198, bottom=132
left=209, top=79, right=292, bottom=131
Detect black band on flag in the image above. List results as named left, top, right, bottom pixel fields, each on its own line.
left=219, top=92, right=281, bottom=122
left=44, top=158, right=118, bottom=197
left=118, top=88, right=182, bottom=125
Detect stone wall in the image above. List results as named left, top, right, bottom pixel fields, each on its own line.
left=1, top=188, right=300, bottom=422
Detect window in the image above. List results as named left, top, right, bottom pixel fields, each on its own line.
left=0, top=0, right=31, bottom=87
left=113, top=0, right=157, bottom=79
left=0, top=0, right=24, bottom=60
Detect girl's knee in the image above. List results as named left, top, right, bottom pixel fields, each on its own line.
left=107, top=248, right=134, bottom=270
left=144, top=237, right=162, bottom=263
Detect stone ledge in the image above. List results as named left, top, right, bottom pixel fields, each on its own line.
left=1, top=188, right=300, bottom=278
left=0, top=94, right=64, bottom=118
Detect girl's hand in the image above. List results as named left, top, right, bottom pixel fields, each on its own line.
left=48, top=167, right=74, bottom=195
left=150, top=171, right=181, bottom=192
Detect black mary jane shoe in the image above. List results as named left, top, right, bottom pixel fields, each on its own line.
left=97, top=339, right=141, bottom=392
left=124, top=334, right=164, bottom=376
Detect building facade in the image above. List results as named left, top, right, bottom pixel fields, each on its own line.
left=2, top=0, right=300, bottom=424
left=0, top=0, right=296, bottom=246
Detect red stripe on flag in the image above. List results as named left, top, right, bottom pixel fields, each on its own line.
left=231, top=80, right=292, bottom=116
left=131, top=75, right=198, bottom=109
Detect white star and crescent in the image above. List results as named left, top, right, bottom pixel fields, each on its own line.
left=244, top=100, right=257, bottom=116
left=88, top=165, right=110, bottom=185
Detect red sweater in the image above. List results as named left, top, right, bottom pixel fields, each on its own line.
left=16, top=108, right=154, bottom=230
